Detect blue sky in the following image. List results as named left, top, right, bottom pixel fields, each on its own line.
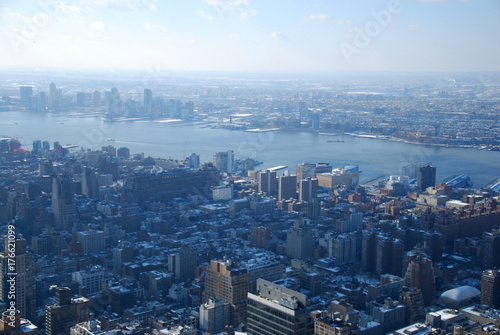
left=1, top=0, right=499, bottom=72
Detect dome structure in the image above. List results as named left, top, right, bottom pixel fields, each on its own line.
left=439, top=286, right=480, bottom=306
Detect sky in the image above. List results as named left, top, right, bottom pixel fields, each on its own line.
left=0, top=0, right=499, bottom=73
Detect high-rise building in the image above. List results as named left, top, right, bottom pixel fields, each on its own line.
left=278, top=174, right=297, bottom=200
left=286, top=218, right=313, bottom=260
left=188, top=153, right=200, bottom=168
left=0, top=236, right=36, bottom=320
left=199, top=299, right=231, bottom=334
left=77, top=230, right=105, bottom=254
left=299, top=177, right=318, bottom=203
left=375, top=236, right=403, bottom=277
left=52, top=174, right=77, bottom=231
left=20, top=86, right=33, bottom=109
left=399, top=287, right=425, bottom=324
left=167, top=246, right=197, bottom=282
left=143, top=88, right=152, bottom=114
left=45, top=287, right=90, bottom=335
left=49, top=82, right=57, bottom=108
left=481, top=269, right=500, bottom=308
left=296, top=162, right=316, bottom=181
left=38, top=91, right=47, bottom=111
left=202, top=259, right=252, bottom=328
left=82, top=167, right=99, bottom=199
left=482, top=229, right=500, bottom=270
left=117, top=147, right=130, bottom=159
left=417, top=165, right=436, bottom=191
left=76, top=92, right=85, bottom=108
left=404, top=254, right=436, bottom=306
left=93, top=91, right=101, bottom=108
left=213, top=151, right=234, bottom=174
left=247, top=279, right=314, bottom=335
left=258, top=170, right=277, bottom=196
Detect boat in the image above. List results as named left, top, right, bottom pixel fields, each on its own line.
left=106, top=138, right=115, bottom=142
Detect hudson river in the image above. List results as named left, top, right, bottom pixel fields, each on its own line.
left=2, top=111, right=499, bottom=187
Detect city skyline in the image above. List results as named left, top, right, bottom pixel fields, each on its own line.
left=0, top=0, right=499, bottom=72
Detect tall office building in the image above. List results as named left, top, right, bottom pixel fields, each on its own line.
left=258, top=170, right=278, bottom=196
left=20, top=86, right=33, bottom=109
left=247, top=279, right=314, bottom=335
left=375, top=236, right=403, bottom=277
left=417, top=165, right=436, bottom=191
left=82, top=167, right=99, bottom=199
left=299, top=177, right=318, bottom=203
left=213, top=150, right=234, bottom=174
left=481, top=269, right=500, bottom=308
left=296, top=162, right=316, bottom=182
left=0, top=236, right=36, bottom=320
left=199, top=299, right=231, bottom=334
left=202, top=259, right=252, bottom=328
left=49, top=82, right=57, bottom=108
left=482, top=228, right=500, bottom=270
left=93, top=90, right=101, bottom=108
left=76, top=92, right=85, bottom=108
left=143, top=88, right=152, bottom=114
left=188, top=153, right=200, bottom=168
left=77, top=230, right=105, bottom=254
left=286, top=218, right=313, bottom=260
left=404, top=254, right=436, bottom=306
left=278, top=174, right=297, bottom=200
left=167, top=246, right=197, bottom=282
left=45, top=287, right=90, bottom=335
left=52, top=174, right=77, bottom=231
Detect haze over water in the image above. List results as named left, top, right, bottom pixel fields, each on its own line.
left=2, top=110, right=499, bottom=188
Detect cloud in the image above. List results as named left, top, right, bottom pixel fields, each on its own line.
left=240, top=9, right=257, bottom=19
left=80, top=28, right=111, bottom=40
left=144, top=23, right=167, bottom=31
left=270, top=31, right=288, bottom=41
left=229, top=33, right=239, bottom=39
left=336, top=18, right=352, bottom=25
left=196, top=9, right=214, bottom=20
left=90, top=21, right=104, bottom=30
left=303, top=14, right=330, bottom=22
left=408, top=24, right=420, bottom=30
left=59, top=2, right=83, bottom=15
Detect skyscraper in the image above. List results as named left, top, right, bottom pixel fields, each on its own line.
left=482, top=229, right=500, bottom=270
left=258, top=170, right=277, bottom=196
left=278, top=174, right=297, bottom=200
left=20, top=86, right=33, bottom=109
left=0, top=236, right=36, bottom=320
left=199, top=299, right=231, bottom=334
left=404, top=253, right=436, bottom=306
left=213, top=150, right=234, bottom=173
left=202, top=259, right=252, bottom=328
left=93, top=90, right=101, bottom=108
left=481, top=269, right=500, bottom=308
left=45, top=287, right=90, bottom=335
left=299, top=177, right=318, bottom=203
left=49, top=82, right=57, bottom=108
left=286, top=218, right=313, bottom=260
left=82, top=167, right=99, bottom=199
left=417, top=165, right=436, bottom=191
left=247, top=279, right=314, bottom=335
left=188, top=153, right=200, bottom=168
left=143, top=88, right=152, bottom=114
left=167, top=246, right=197, bottom=282
left=52, top=174, right=77, bottom=231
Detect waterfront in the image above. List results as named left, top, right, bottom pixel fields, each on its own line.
left=2, top=110, right=499, bottom=187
